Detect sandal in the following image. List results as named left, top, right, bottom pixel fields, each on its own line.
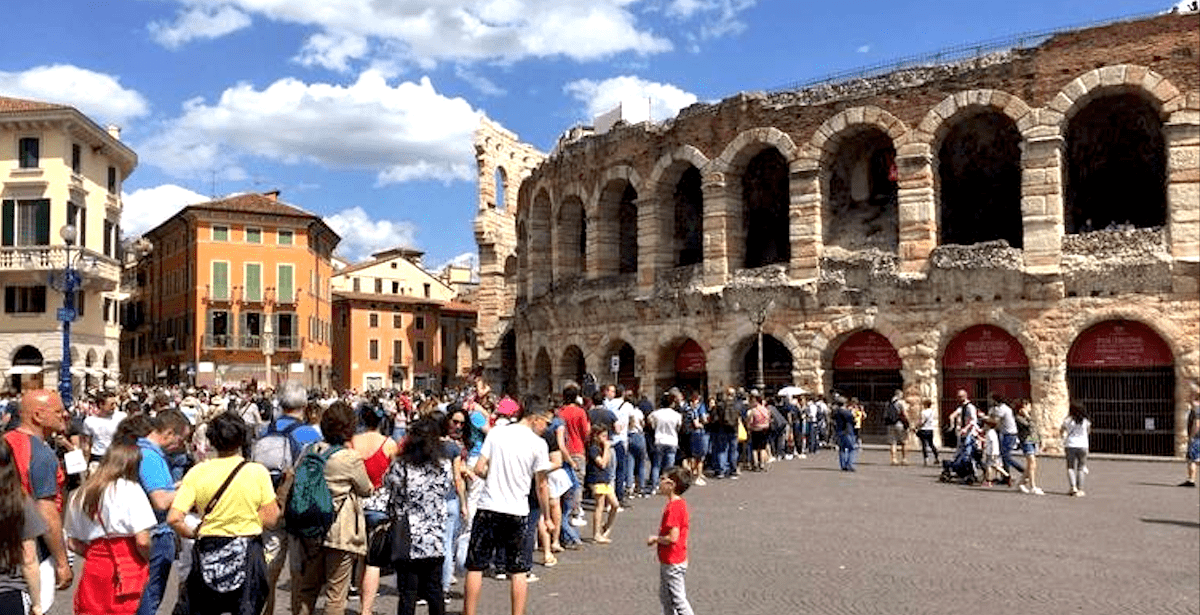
left=543, top=554, right=558, bottom=567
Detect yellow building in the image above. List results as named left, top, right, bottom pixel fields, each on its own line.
left=124, top=191, right=340, bottom=389
left=0, top=95, right=136, bottom=395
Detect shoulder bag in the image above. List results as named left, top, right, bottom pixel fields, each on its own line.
left=194, top=460, right=251, bottom=593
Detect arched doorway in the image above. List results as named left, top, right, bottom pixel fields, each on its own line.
left=941, top=325, right=1030, bottom=432
left=532, top=348, right=552, bottom=400
left=832, top=330, right=903, bottom=444
left=499, top=329, right=517, bottom=397
left=672, top=339, right=708, bottom=399
left=742, top=149, right=790, bottom=268
left=10, top=345, right=44, bottom=391
left=1067, top=320, right=1175, bottom=456
left=938, top=110, right=1023, bottom=247
left=741, top=335, right=793, bottom=392
left=559, top=345, right=586, bottom=392
left=610, top=342, right=638, bottom=396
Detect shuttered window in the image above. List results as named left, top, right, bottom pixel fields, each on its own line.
left=212, top=262, right=229, bottom=300
left=277, top=264, right=294, bottom=303
left=245, top=263, right=262, bottom=301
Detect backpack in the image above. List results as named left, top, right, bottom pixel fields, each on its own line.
left=749, top=405, right=771, bottom=431
left=285, top=444, right=342, bottom=539
left=252, top=417, right=304, bottom=489
left=884, top=401, right=900, bottom=425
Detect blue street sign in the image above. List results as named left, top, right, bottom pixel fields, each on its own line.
left=57, top=307, right=76, bottom=322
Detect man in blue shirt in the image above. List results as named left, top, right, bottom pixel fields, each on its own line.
left=136, top=409, right=192, bottom=615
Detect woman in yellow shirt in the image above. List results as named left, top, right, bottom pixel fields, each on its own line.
left=168, top=411, right=279, bottom=615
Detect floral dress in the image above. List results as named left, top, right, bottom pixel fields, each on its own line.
left=384, top=457, right=452, bottom=560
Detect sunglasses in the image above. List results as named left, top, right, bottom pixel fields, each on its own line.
left=451, top=419, right=465, bottom=425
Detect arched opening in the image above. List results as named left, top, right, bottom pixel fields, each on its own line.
left=1065, top=93, right=1166, bottom=233
left=1067, top=320, right=1174, bottom=456
left=596, top=180, right=639, bottom=277
left=743, top=149, right=790, bottom=268
left=741, top=334, right=793, bottom=392
left=532, top=348, right=552, bottom=399
left=528, top=190, right=552, bottom=295
left=604, top=342, right=638, bottom=395
left=831, top=330, right=903, bottom=444
left=10, top=345, right=44, bottom=391
left=671, top=339, right=708, bottom=399
left=938, top=111, right=1023, bottom=247
left=555, top=196, right=585, bottom=282
left=941, top=325, right=1030, bottom=446
left=499, top=329, right=517, bottom=398
left=560, top=345, right=586, bottom=391
left=85, top=349, right=98, bottom=390
left=673, top=166, right=703, bottom=267
left=825, top=128, right=899, bottom=252
left=494, top=166, right=508, bottom=210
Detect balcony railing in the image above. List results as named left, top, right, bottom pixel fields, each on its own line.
left=204, top=334, right=232, bottom=349
left=201, top=334, right=302, bottom=351
left=0, top=246, right=120, bottom=290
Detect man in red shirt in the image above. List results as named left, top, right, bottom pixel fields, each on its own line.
left=647, top=466, right=694, bottom=615
left=557, top=382, right=590, bottom=528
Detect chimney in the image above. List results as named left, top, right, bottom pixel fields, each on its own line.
left=106, top=125, right=122, bottom=140
left=264, top=190, right=280, bottom=201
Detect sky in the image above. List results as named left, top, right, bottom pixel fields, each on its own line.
left=1, top=0, right=1191, bottom=271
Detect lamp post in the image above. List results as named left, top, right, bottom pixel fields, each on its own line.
left=749, top=298, right=774, bottom=391
left=262, top=310, right=275, bottom=389
left=54, top=224, right=82, bottom=406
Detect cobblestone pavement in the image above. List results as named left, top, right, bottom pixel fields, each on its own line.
left=50, top=448, right=1199, bottom=615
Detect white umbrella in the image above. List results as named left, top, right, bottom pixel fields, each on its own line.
left=777, top=386, right=808, bottom=397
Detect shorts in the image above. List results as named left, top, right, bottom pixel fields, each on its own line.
left=1187, top=437, right=1200, bottom=462
left=592, top=483, right=613, bottom=496
left=749, top=430, right=769, bottom=451
left=1021, top=441, right=1039, bottom=456
left=465, top=509, right=530, bottom=574
left=689, top=431, right=709, bottom=458
left=887, top=424, right=907, bottom=444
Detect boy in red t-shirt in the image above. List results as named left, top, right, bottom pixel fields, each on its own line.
left=647, top=466, right=695, bottom=615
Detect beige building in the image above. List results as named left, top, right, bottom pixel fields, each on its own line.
left=0, top=95, right=136, bottom=396
left=474, top=14, right=1199, bottom=456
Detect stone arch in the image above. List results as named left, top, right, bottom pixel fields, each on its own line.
left=649, top=146, right=711, bottom=270
left=559, top=345, right=587, bottom=389
left=11, top=345, right=44, bottom=365
left=1057, top=307, right=1192, bottom=375
left=592, top=165, right=643, bottom=278
left=1049, top=65, right=1183, bottom=132
left=934, top=313, right=1042, bottom=371
left=494, top=166, right=509, bottom=211
left=552, top=192, right=587, bottom=284
left=809, top=107, right=909, bottom=252
left=709, top=128, right=799, bottom=274
left=526, top=188, right=552, bottom=297
left=532, top=347, right=553, bottom=399
left=103, top=350, right=114, bottom=369
left=913, top=91, right=1030, bottom=248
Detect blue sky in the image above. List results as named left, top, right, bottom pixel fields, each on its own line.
left=1, top=0, right=1188, bottom=270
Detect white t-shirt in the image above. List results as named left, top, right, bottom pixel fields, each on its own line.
left=610, top=401, right=632, bottom=444
left=918, top=407, right=937, bottom=431
left=649, top=408, right=682, bottom=448
left=66, top=478, right=157, bottom=540
left=1062, top=417, right=1090, bottom=449
left=477, top=423, right=551, bottom=517
left=84, top=411, right=128, bottom=456
left=627, top=406, right=645, bottom=435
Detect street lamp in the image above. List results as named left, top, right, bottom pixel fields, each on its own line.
left=54, top=224, right=82, bottom=406
left=748, top=298, right=775, bottom=391
left=262, top=310, right=275, bottom=389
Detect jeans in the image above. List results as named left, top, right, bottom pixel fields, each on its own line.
left=1000, top=433, right=1025, bottom=474
left=917, top=429, right=939, bottom=461
left=650, top=444, right=677, bottom=490
left=137, top=529, right=176, bottom=615
left=569, top=453, right=586, bottom=517
left=559, top=465, right=582, bottom=545
left=838, top=432, right=858, bottom=470
left=613, top=441, right=630, bottom=501
left=627, top=433, right=647, bottom=494
left=658, top=563, right=695, bottom=615
left=398, top=557, right=444, bottom=615
left=443, top=492, right=462, bottom=590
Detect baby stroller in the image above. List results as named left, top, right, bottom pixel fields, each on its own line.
left=939, top=438, right=979, bottom=484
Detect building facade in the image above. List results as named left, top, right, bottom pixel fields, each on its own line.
left=474, top=15, right=1200, bottom=456
left=123, top=192, right=339, bottom=389
left=330, top=249, right=477, bottom=392
left=1, top=96, right=135, bottom=394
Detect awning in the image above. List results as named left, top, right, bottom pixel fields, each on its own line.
left=4, top=365, right=43, bottom=375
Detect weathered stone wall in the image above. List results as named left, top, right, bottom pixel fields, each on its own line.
left=475, top=14, right=1200, bottom=454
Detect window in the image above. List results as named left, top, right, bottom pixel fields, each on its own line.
left=1, top=199, right=50, bottom=246
left=211, top=262, right=229, bottom=300
left=277, top=264, right=294, bottom=303
left=245, top=228, right=262, bottom=244
left=278, top=230, right=293, bottom=245
left=275, top=313, right=296, bottom=349
left=416, top=341, right=425, bottom=362
left=369, top=313, right=379, bottom=328
left=353, top=277, right=361, bottom=293
left=392, top=314, right=402, bottom=328
left=67, top=203, right=87, bottom=248
left=107, top=166, right=117, bottom=192
left=244, top=263, right=262, bottom=301
left=71, top=144, right=82, bottom=174
left=240, top=312, right=263, bottom=347
left=375, top=278, right=383, bottom=293
left=392, top=281, right=400, bottom=294
left=369, top=339, right=380, bottom=361
left=415, top=315, right=425, bottom=330
left=104, top=220, right=114, bottom=257
left=77, top=291, right=87, bottom=317
left=392, top=340, right=402, bottom=363
left=5, top=286, right=47, bottom=313
left=18, top=138, right=39, bottom=168
left=213, top=226, right=229, bottom=241
left=423, top=283, right=431, bottom=298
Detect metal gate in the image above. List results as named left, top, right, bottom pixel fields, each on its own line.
left=832, top=369, right=903, bottom=444
left=1067, top=366, right=1175, bottom=456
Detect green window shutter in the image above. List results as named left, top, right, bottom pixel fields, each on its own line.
left=212, top=262, right=229, bottom=299
left=34, top=199, right=50, bottom=245
left=245, top=264, right=261, bottom=301
left=2, top=200, right=13, bottom=247
left=278, top=265, right=294, bottom=303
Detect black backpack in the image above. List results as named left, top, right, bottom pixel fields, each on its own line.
left=884, top=401, right=900, bottom=425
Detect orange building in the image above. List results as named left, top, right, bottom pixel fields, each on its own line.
left=123, top=191, right=339, bottom=389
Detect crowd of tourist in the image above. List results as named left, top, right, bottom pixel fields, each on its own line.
left=0, top=373, right=1196, bottom=615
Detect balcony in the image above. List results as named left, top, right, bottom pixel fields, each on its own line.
left=203, top=334, right=232, bottom=349
left=0, top=246, right=120, bottom=291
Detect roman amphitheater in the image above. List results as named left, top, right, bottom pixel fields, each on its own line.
left=472, top=13, right=1199, bottom=455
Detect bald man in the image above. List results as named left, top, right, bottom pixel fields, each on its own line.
left=3, top=389, right=74, bottom=591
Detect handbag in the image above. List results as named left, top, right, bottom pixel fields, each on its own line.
left=389, top=464, right=412, bottom=562
left=193, top=460, right=250, bottom=593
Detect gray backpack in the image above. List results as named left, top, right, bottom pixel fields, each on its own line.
left=252, top=417, right=303, bottom=488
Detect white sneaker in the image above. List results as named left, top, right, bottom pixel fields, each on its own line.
left=798, top=454, right=807, bottom=459
left=694, top=477, right=707, bottom=486
left=1032, top=487, right=1045, bottom=495
left=785, top=454, right=794, bottom=460
left=570, top=517, right=587, bottom=527
left=1018, top=484, right=1030, bottom=494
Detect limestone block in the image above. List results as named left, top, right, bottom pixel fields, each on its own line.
left=1080, top=69, right=1102, bottom=92
left=1048, top=92, right=1074, bottom=115
left=1141, top=71, right=1164, bottom=97
left=933, top=96, right=958, bottom=121
left=862, top=106, right=881, bottom=125
left=953, top=91, right=973, bottom=109
left=897, top=142, right=931, bottom=159
left=1152, top=79, right=1181, bottom=106
left=1063, top=78, right=1087, bottom=103
left=1022, top=168, right=1047, bottom=188
left=846, top=107, right=865, bottom=126
left=1125, top=65, right=1149, bottom=90
left=829, top=113, right=848, bottom=134
left=1022, top=196, right=1046, bottom=217
left=1098, top=65, right=1125, bottom=87
left=918, top=113, right=941, bottom=136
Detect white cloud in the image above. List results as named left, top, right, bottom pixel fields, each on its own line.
left=139, top=71, right=482, bottom=185
left=564, top=75, right=698, bottom=122
left=325, top=207, right=418, bottom=261
left=857, top=44, right=871, bottom=53
left=149, top=5, right=253, bottom=49
left=295, top=31, right=370, bottom=72
left=121, top=184, right=211, bottom=237
left=454, top=66, right=506, bottom=97
left=0, top=65, right=149, bottom=126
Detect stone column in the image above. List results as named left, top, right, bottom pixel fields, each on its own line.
left=1165, top=120, right=1200, bottom=264
left=1030, top=361, right=1069, bottom=454
left=790, top=166, right=821, bottom=281
left=901, top=340, right=941, bottom=447
left=895, top=147, right=936, bottom=274
left=637, top=194, right=662, bottom=293
left=1021, top=134, right=1065, bottom=274
left=702, top=173, right=731, bottom=287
